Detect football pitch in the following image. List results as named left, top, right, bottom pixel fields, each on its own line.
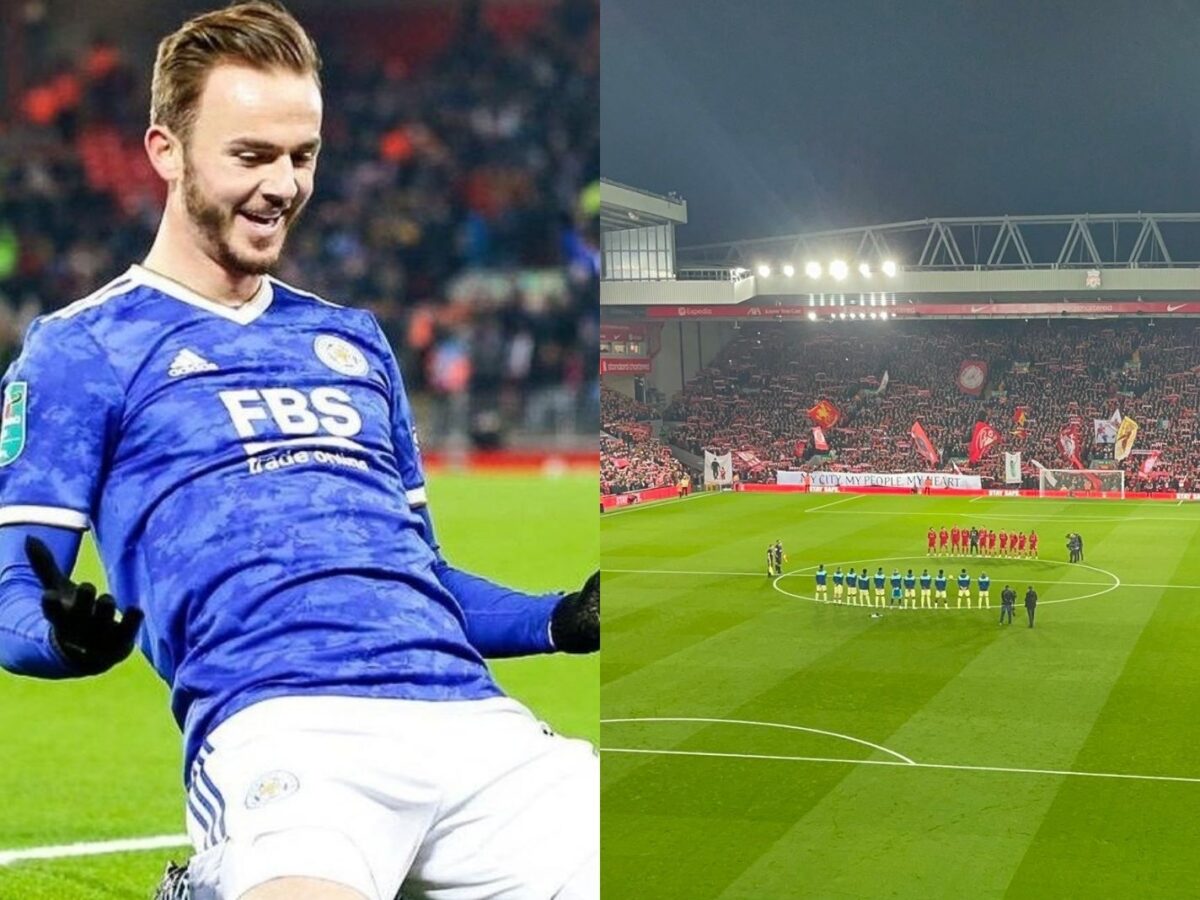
left=602, top=491, right=1200, bottom=899
left=0, top=471, right=597, bottom=899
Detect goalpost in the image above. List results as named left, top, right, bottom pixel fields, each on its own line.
left=1037, top=468, right=1125, bottom=499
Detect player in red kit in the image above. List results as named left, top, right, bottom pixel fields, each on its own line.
left=1009, top=531, right=1019, bottom=558
left=1029, top=529, right=1039, bottom=559
left=951, top=526, right=961, bottom=555
left=998, top=531, right=1008, bottom=557
left=927, top=527, right=937, bottom=556
left=988, top=528, right=998, bottom=557
left=1017, top=531, right=1027, bottom=557
left=939, top=526, right=949, bottom=555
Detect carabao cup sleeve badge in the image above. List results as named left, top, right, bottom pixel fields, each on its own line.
left=0, top=381, right=28, bottom=466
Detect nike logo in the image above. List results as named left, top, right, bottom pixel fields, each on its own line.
left=1167, top=304, right=1186, bottom=312
left=970, top=305, right=986, bottom=313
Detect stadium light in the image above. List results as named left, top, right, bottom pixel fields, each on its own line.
left=805, top=261, right=822, bottom=279
left=839, top=312, right=847, bottom=320
left=882, top=260, right=898, bottom=277
left=839, top=296, right=845, bottom=307
left=858, top=262, right=872, bottom=278
left=880, top=310, right=888, bottom=320
left=870, top=312, right=877, bottom=320
left=830, top=259, right=848, bottom=281
left=757, top=264, right=771, bottom=277
left=782, top=263, right=795, bottom=277
left=807, top=311, right=817, bottom=321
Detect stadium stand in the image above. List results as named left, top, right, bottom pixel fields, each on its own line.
left=599, top=384, right=688, bottom=493
left=661, top=319, right=1200, bottom=489
left=0, top=1, right=598, bottom=446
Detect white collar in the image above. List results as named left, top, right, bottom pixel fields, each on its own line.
left=130, top=264, right=274, bottom=325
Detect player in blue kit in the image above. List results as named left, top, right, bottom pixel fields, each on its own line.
left=935, top=569, right=948, bottom=607
left=857, top=568, right=870, bottom=606
left=889, top=569, right=902, bottom=607
left=957, top=568, right=972, bottom=608
left=814, top=564, right=828, bottom=602
left=919, top=569, right=933, bottom=608
left=846, top=567, right=858, bottom=605
left=872, top=567, right=886, bottom=607
left=0, top=6, right=597, bottom=900
left=832, top=566, right=845, bottom=603
left=977, top=571, right=991, bottom=608
left=903, top=569, right=916, bottom=609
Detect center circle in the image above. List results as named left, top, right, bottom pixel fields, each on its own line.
left=771, top=555, right=1120, bottom=609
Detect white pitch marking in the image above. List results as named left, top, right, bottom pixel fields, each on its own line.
left=0, top=834, right=189, bottom=866
left=603, top=716, right=916, bottom=764
left=805, top=494, right=865, bottom=512
left=600, top=747, right=1200, bottom=786
left=602, top=491, right=720, bottom=518
left=804, top=509, right=1200, bottom=523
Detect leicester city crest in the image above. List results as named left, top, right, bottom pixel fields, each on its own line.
left=0, top=381, right=28, bottom=466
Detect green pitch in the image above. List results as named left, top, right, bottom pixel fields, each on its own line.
left=0, top=471, right=597, bottom=899
left=602, top=491, right=1200, bottom=899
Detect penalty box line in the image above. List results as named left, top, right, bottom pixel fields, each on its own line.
left=0, top=834, right=189, bottom=867
left=601, top=747, right=1200, bottom=785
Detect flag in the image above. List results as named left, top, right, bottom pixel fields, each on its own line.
left=1058, top=424, right=1083, bottom=469
left=812, top=427, right=829, bottom=451
left=957, top=359, right=988, bottom=395
left=1142, top=450, right=1161, bottom=475
left=1004, top=451, right=1022, bottom=484
left=794, top=439, right=807, bottom=457
left=1013, top=406, right=1028, bottom=427
left=910, top=421, right=939, bottom=467
left=1093, top=417, right=1117, bottom=444
left=1115, top=416, right=1139, bottom=461
left=877, top=370, right=889, bottom=395
left=968, top=421, right=1001, bottom=464
left=1032, top=459, right=1059, bottom=488
left=704, top=450, right=733, bottom=485
left=807, top=398, right=841, bottom=429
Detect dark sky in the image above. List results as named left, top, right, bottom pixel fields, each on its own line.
left=602, top=0, right=1200, bottom=247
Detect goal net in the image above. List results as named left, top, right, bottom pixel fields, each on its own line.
left=1037, top=468, right=1125, bottom=499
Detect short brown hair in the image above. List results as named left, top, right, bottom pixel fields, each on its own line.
left=150, top=1, right=322, bottom=142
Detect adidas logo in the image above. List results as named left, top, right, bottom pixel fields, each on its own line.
left=168, top=349, right=219, bottom=377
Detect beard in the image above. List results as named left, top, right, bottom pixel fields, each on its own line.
left=181, top=156, right=305, bottom=277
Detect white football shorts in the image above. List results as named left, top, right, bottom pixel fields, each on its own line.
left=185, top=695, right=598, bottom=900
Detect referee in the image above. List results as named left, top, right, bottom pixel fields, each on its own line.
left=1024, top=586, right=1038, bottom=628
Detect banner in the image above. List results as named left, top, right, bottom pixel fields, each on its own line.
left=968, top=421, right=1001, bottom=464
left=794, top=439, right=807, bottom=458
left=599, top=358, right=652, bottom=375
left=1115, top=416, right=1139, bottom=461
left=877, top=370, right=889, bottom=395
left=807, top=399, right=841, bottom=429
left=795, top=471, right=982, bottom=490
left=812, top=427, right=829, bottom=452
left=1058, top=425, right=1083, bottom=469
left=704, top=450, right=733, bottom=486
left=1142, top=450, right=1161, bottom=475
left=1005, top=451, right=1022, bottom=484
left=957, top=360, right=988, bottom=395
left=910, top=421, right=939, bottom=467
left=1093, top=408, right=1121, bottom=444
left=777, top=470, right=811, bottom=487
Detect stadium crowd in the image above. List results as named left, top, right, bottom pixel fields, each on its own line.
left=662, top=319, right=1200, bottom=488
left=599, top=385, right=688, bottom=493
left=0, top=1, right=598, bottom=442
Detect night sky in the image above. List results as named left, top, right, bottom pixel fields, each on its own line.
left=602, top=0, right=1200, bottom=246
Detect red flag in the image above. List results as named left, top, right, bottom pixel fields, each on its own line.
left=957, top=360, right=988, bottom=395
left=794, top=439, right=807, bottom=457
left=807, top=398, right=841, bottom=429
left=1142, top=451, right=1161, bottom=475
left=1013, top=406, right=1028, bottom=426
left=812, top=427, right=829, bottom=451
left=968, top=422, right=1001, bottom=464
left=1058, top=424, right=1083, bottom=469
left=910, top=421, right=939, bottom=467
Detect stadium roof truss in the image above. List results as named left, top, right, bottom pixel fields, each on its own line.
left=680, top=213, right=1192, bottom=271
left=600, top=213, right=1200, bottom=314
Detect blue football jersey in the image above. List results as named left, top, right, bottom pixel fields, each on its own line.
left=0, top=268, right=502, bottom=769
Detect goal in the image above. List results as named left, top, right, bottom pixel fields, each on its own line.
left=1037, top=468, right=1125, bottom=499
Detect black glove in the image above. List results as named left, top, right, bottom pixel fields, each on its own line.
left=551, top=570, right=599, bottom=654
left=26, top=536, right=143, bottom=676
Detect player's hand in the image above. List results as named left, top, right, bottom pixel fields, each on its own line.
left=551, top=570, right=599, bottom=654
left=26, top=536, right=143, bottom=676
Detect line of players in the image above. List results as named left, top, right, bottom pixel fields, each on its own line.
left=813, top=565, right=994, bottom=609
left=928, top=525, right=1038, bottom=558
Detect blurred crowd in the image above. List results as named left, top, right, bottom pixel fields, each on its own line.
left=599, top=385, right=685, bottom=493
left=653, top=319, right=1200, bottom=489
left=0, top=0, right=598, bottom=445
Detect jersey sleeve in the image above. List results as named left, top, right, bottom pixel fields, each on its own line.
left=371, top=316, right=558, bottom=657
left=0, top=315, right=124, bottom=530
